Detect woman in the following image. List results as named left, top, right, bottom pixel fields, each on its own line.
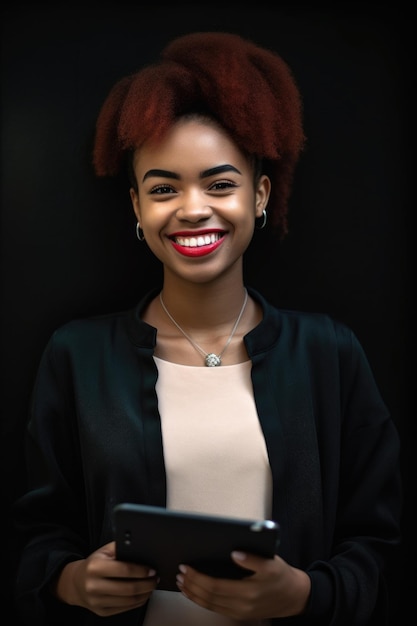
left=14, top=32, right=402, bottom=625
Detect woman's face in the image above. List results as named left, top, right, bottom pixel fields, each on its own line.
left=130, top=118, right=270, bottom=285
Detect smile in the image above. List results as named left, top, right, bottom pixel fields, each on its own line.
left=169, top=231, right=226, bottom=257
left=173, top=233, right=222, bottom=247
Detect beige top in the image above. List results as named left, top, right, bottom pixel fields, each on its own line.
left=143, top=358, right=272, bottom=626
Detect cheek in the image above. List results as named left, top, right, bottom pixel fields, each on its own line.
left=233, top=194, right=257, bottom=227
left=230, top=203, right=257, bottom=248
left=140, top=209, right=168, bottom=235
left=225, top=187, right=256, bottom=216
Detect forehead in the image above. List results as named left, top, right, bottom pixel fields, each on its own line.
left=133, top=118, right=250, bottom=176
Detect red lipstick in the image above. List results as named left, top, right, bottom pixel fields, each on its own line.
left=168, top=229, right=226, bottom=258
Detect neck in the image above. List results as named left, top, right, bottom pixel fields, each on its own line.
left=160, top=274, right=247, bottom=330
left=159, top=287, right=249, bottom=367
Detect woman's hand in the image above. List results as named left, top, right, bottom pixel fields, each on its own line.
left=176, top=551, right=311, bottom=620
left=52, top=541, right=158, bottom=617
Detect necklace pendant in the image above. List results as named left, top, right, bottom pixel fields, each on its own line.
left=205, top=353, right=221, bottom=367
left=159, top=289, right=248, bottom=369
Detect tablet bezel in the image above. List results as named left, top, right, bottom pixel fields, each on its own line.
left=113, top=503, right=280, bottom=592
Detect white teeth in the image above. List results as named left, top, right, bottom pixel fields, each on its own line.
left=174, top=233, right=221, bottom=247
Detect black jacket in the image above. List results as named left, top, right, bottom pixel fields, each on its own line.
left=14, top=288, right=402, bottom=625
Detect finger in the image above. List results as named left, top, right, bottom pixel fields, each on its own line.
left=231, top=550, right=277, bottom=575
left=231, top=550, right=258, bottom=571
left=176, top=564, right=239, bottom=600
left=109, top=561, right=157, bottom=580
left=176, top=567, right=240, bottom=617
left=97, top=541, right=117, bottom=558
left=104, top=575, right=158, bottom=597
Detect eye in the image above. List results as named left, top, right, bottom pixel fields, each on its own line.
left=150, top=184, right=177, bottom=195
left=209, top=180, right=238, bottom=192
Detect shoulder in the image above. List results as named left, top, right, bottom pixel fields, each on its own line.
left=45, top=289, right=160, bottom=353
left=281, top=308, right=355, bottom=347
left=48, top=310, right=128, bottom=348
left=250, top=287, right=356, bottom=351
left=248, top=288, right=374, bottom=384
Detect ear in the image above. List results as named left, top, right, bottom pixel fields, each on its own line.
left=255, top=175, right=271, bottom=218
left=129, top=187, right=141, bottom=222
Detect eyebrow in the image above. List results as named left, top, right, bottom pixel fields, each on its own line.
left=142, top=164, right=242, bottom=183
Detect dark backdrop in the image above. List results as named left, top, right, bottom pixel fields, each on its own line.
left=1, top=4, right=413, bottom=623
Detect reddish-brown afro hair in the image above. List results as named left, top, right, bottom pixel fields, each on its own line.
left=93, top=32, right=305, bottom=237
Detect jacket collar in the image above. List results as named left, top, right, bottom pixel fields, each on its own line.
left=125, top=286, right=282, bottom=355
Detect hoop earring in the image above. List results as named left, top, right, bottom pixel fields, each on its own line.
left=256, top=209, right=267, bottom=230
left=136, top=222, right=145, bottom=241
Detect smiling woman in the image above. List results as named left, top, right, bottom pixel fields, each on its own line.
left=128, top=116, right=270, bottom=279
left=93, top=33, right=304, bottom=238
left=12, top=30, right=402, bottom=626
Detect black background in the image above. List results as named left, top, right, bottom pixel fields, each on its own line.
left=1, top=3, right=413, bottom=623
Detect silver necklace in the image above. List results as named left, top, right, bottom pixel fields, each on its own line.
left=159, top=289, right=248, bottom=367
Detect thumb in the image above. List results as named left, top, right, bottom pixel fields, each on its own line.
left=231, top=550, right=260, bottom=573
left=97, top=541, right=117, bottom=559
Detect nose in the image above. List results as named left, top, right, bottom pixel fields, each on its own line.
left=175, top=193, right=213, bottom=223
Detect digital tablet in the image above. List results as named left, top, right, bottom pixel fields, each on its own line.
left=113, top=503, right=280, bottom=592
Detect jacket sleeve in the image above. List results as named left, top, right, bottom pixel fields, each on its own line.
left=13, top=322, right=148, bottom=626
left=304, top=323, right=402, bottom=625
left=13, top=330, right=93, bottom=624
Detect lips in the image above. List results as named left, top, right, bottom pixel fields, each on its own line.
left=169, top=231, right=226, bottom=257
